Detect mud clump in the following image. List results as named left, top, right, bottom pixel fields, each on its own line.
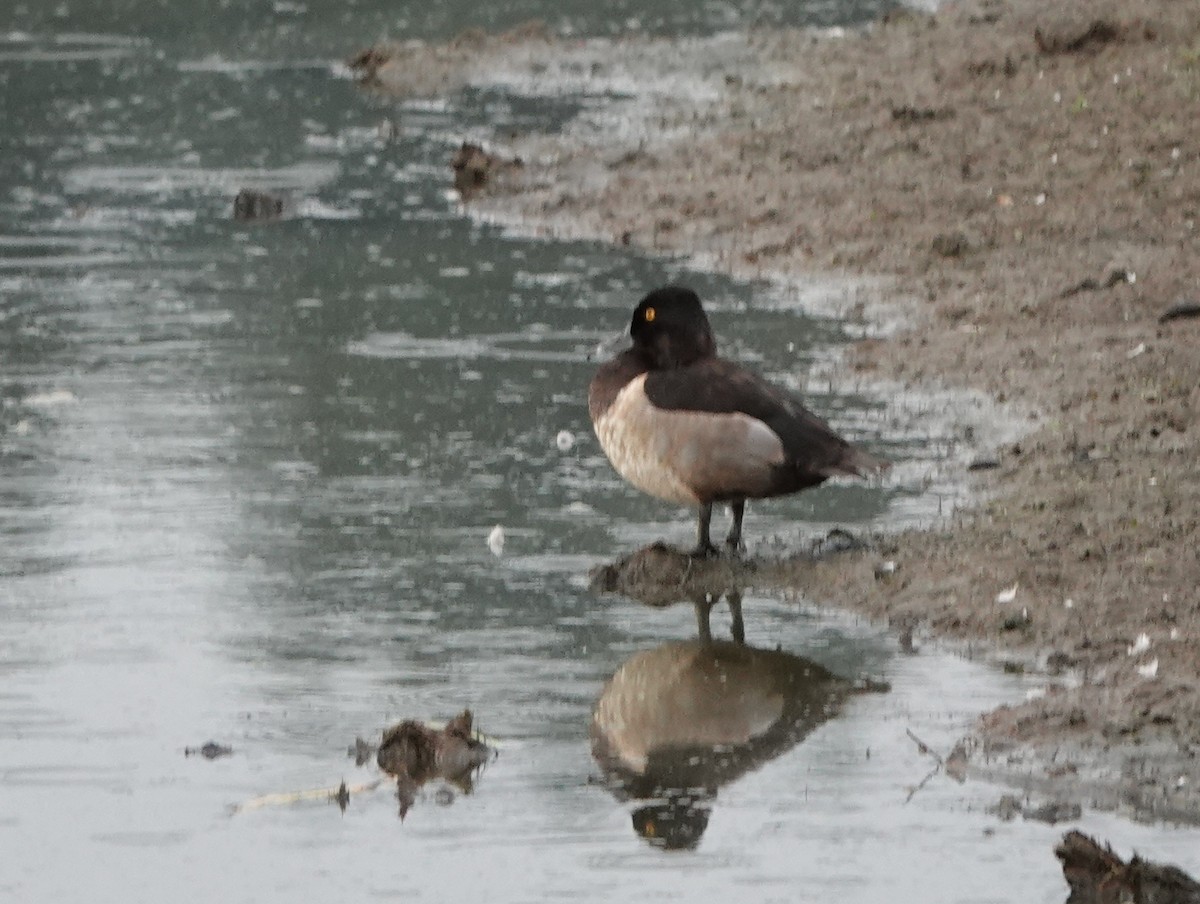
left=376, top=710, right=494, bottom=819
left=451, top=142, right=523, bottom=200
left=1033, top=19, right=1125, bottom=55
left=1056, top=830, right=1200, bottom=903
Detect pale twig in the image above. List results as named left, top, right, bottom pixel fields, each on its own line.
left=230, top=778, right=385, bottom=814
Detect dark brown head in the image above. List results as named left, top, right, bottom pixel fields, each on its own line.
left=630, top=286, right=716, bottom=369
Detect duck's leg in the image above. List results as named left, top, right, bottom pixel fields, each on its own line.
left=727, top=590, right=745, bottom=644
left=691, top=502, right=719, bottom=558
left=692, top=595, right=714, bottom=644
left=725, top=500, right=746, bottom=553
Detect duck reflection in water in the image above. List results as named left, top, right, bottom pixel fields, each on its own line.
left=591, top=591, right=884, bottom=850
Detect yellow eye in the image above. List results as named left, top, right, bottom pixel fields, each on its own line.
left=644, top=307, right=656, bottom=322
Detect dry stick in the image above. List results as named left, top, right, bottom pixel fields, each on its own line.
left=230, top=778, right=385, bottom=814
left=906, top=728, right=945, bottom=766
left=904, top=728, right=946, bottom=804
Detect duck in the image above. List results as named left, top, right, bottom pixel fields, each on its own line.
left=588, top=285, right=889, bottom=557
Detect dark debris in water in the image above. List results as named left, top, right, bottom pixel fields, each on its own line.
left=232, top=189, right=285, bottom=222
left=348, top=736, right=376, bottom=766
left=376, top=710, right=495, bottom=820
left=185, top=741, right=232, bottom=760
left=334, top=781, right=350, bottom=813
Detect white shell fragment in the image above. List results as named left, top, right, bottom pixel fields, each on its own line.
left=487, top=525, right=505, bottom=557
left=1127, top=633, right=1151, bottom=656
left=555, top=430, right=575, bottom=452
left=995, top=584, right=1018, bottom=604
left=1136, top=659, right=1159, bottom=679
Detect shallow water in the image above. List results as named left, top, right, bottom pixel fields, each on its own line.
left=2, top=3, right=1198, bottom=902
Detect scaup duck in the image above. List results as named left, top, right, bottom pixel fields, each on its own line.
left=588, top=286, right=889, bottom=556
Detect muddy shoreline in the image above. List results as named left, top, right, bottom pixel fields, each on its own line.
left=355, top=0, right=1200, bottom=822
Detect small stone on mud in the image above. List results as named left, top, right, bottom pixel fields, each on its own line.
left=1159, top=300, right=1200, bottom=323
left=810, top=528, right=867, bottom=556
left=1001, top=607, right=1032, bottom=631
left=1046, top=650, right=1076, bottom=675
left=1034, top=19, right=1123, bottom=56
left=891, top=105, right=954, bottom=124
left=967, top=457, right=1001, bottom=471
left=931, top=231, right=970, bottom=258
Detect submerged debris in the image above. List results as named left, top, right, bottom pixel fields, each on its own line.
left=232, top=189, right=285, bottom=222
left=334, top=780, right=350, bottom=813
left=185, top=741, right=232, bottom=759
left=348, top=736, right=376, bottom=766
